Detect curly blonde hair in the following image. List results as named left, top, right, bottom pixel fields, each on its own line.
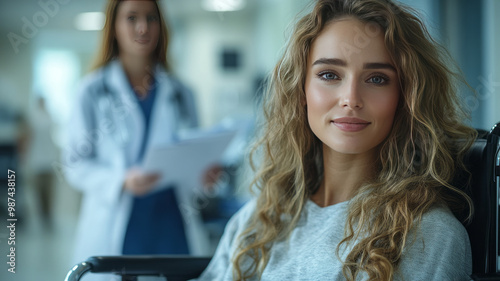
left=232, top=0, right=477, bottom=280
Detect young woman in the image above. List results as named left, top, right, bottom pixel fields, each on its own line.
left=64, top=0, right=209, bottom=276
left=199, top=0, right=476, bottom=280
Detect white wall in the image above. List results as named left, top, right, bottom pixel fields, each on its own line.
left=171, top=11, right=258, bottom=128
left=254, top=0, right=313, bottom=74
left=169, top=0, right=313, bottom=128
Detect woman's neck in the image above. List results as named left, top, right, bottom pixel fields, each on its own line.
left=311, top=146, right=377, bottom=207
left=119, top=54, right=155, bottom=97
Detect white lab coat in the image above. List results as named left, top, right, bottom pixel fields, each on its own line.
left=62, top=60, right=210, bottom=273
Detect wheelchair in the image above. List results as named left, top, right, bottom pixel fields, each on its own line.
left=65, top=122, right=500, bottom=281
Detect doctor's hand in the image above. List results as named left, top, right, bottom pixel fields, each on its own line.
left=123, top=168, right=160, bottom=197
left=202, top=164, right=224, bottom=192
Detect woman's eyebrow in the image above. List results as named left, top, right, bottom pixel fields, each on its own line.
left=312, top=58, right=396, bottom=72
left=363, top=62, right=396, bottom=72
left=312, top=58, right=346, bottom=66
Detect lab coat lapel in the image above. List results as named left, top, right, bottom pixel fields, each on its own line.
left=107, top=60, right=145, bottom=166
left=145, top=64, right=178, bottom=149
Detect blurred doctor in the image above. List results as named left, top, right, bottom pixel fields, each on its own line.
left=63, top=0, right=210, bottom=274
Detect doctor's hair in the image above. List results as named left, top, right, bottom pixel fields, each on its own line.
left=91, top=0, right=170, bottom=71
left=233, top=0, right=477, bottom=280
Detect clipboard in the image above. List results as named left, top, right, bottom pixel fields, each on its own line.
left=141, top=130, right=237, bottom=190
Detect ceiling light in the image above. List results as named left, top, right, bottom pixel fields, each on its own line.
left=201, top=0, right=246, bottom=12
left=74, top=12, right=105, bottom=31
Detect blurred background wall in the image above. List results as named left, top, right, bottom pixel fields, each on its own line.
left=0, top=0, right=498, bottom=280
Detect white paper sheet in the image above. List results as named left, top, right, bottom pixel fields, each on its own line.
left=141, top=130, right=237, bottom=190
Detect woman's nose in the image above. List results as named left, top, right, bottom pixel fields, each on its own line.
left=339, top=79, right=363, bottom=109
left=136, top=19, right=148, bottom=35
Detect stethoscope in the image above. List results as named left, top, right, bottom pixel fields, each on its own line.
left=95, top=65, right=189, bottom=146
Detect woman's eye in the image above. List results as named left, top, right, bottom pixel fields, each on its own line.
left=147, top=15, right=159, bottom=22
left=319, top=72, right=339, bottom=81
left=367, top=75, right=389, bottom=85
left=128, top=16, right=136, bottom=21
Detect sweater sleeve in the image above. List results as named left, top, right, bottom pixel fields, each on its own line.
left=196, top=199, right=257, bottom=281
left=395, top=206, right=472, bottom=281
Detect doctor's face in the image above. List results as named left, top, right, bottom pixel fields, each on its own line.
left=305, top=17, right=400, bottom=156
left=115, top=1, right=160, bottom=59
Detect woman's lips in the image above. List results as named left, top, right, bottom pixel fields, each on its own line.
left=332, top=117, right=371, bottom=132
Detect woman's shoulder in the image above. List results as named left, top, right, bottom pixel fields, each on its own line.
left=155, top=66, right=187, bottom=90
left=403, top=203, right=471, bottom=261
left=226, top=198, right=258, bottom=232
left=73, top=68, right=107, bottom=103
left=397, top=205, right=472, bottom=279
left=214, top=199, right=256, bottom=244
left=77, top=66, right=107, bottom=91
left=410, top=203, right=470, bottom=249
left=419, top=204, right=467, bottom=235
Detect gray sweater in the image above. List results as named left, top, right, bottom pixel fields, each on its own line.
left=197, top=199, right=472, bottom=280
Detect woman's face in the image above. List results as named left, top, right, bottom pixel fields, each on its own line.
left=305, top=17, right=400, bottom=156
left=115, top=1, right=160, bottom=58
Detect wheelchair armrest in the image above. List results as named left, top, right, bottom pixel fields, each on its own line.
left=65, top=255, right=211, bottom=281
left=470, top=273, right=500, bottom=280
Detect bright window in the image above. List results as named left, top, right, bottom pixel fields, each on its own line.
left=33, top=49, right=80, bottom=145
